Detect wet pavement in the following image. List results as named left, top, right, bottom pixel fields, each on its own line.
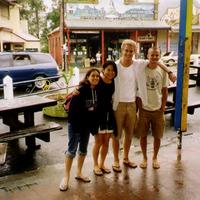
left=0, top=87, right=200, bottom=199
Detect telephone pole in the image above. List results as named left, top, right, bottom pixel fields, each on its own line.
left=60, top=0, right=66, bottom=71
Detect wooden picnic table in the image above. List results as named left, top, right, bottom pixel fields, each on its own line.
left=0, top=95, right=62, bottom=164
left=190, top=65, right=200, bottom=86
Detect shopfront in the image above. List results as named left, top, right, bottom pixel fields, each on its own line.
left=48, top=0, right=170, bottom=67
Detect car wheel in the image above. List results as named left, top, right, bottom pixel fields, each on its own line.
left=34, top=76, right=47, bottom=89
left=167, top=59, right=175, bottom=66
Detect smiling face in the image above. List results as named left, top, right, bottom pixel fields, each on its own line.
left=103, top=64, right=116, bottom=81
left=87, top=70, right=100, bottom=87
left=121, top=44, right=136, bottom=62
left=147, top=48, right=161, bottom=65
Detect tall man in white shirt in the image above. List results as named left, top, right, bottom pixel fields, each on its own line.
left=112, top=39, right=142, bottom=172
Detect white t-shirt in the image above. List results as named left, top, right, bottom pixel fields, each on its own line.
left=113, top=59, right=149, bottom=110
left=118, top=63, right=137, bottom=102
left=143, top=66, right=168, bottom=111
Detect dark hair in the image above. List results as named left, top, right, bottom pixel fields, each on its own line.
left=80, top=68, right=100, bottom=85
left=102, top=61, right=118, bottom=78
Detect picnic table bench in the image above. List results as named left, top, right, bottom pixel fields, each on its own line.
left=0, top=95, right=62, bottom=164
left=0, top=122, right=62, bottom=143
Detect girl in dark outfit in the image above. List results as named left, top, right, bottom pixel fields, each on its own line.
left=59, top=68, right=100, bottom=191
left=93, top=61, right=118, bottom=175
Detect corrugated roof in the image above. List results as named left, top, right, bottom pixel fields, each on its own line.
left=65, top=19, right=171, bottom=30
left=14, top=32, right=40, bottom=41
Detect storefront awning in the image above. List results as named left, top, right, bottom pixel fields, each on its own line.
left=172, top=25, right=200, bottom=32
left=65, top=19, right=171, bottom=30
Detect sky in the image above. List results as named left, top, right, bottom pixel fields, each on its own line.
left=43, top=0, right=52, bottom=11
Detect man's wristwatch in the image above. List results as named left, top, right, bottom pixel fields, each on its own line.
left=168, top=71, right=173, bottom=75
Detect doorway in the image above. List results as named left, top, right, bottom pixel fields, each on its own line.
left=139, top=42, right=154, bottom=59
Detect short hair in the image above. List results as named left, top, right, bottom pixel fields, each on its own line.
left=121, top=39, right=137, bottom=50
left=148, top=47, right=161, bottom=54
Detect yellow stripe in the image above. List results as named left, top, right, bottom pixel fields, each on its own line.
left=181, top=0, right=193, bottom=131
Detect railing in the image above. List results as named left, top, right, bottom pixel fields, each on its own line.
left=0, top=69, right=80, bottom=99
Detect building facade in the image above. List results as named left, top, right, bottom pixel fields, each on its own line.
left=0, top=0, right=40, bottom=52
left=48, top=0, right=200, bottom=68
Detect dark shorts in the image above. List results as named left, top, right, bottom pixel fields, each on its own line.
left=136, top=109, right=165, bottom=139
left=98, top=110, right=116, bottom=134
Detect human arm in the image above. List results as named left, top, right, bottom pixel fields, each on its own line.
left=157, top=62, right=177, bottom=83
left=160, top=87, right=168, bottom=112
left=72, top=86, right=80, bottom=96
left=136, top=96, right=143, bottom=111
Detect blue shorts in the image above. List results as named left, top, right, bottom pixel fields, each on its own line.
left=65, top=123, right=90, bottom=158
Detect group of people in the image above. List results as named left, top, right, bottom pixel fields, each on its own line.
left=59, top=39, right=176, bottom=191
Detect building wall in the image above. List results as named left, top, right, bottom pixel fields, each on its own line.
left=48, top=31, right=62, bottom=66
left=0, top=1, right=40, bottom=52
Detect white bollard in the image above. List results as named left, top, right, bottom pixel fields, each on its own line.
left=70, top=67, right=80, bottom=87
left=3, top=75, right=14, bottom=100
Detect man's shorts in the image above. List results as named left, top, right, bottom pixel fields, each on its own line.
left=114, top=102, right=137, bottom=140
left=136, top=108, right=165, bottom=139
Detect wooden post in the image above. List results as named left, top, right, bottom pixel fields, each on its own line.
left=101, top=30, right=105, bottom=65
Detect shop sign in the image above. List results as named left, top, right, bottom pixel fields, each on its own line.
left=124, top=0, right=154, bottom=4
left=65, top=0, right=98, bottom=3
left=137, top=34, right=155, bottom=42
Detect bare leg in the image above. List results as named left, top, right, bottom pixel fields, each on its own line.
left=59, top=156, right=73, bottom=191
left=140, top=136, right=148, bottom=168
left=77, top=154, right=86, bottom=177
left=112, top=136, right=120, bottom=166
left=123, top=135, right=132, bottom=161
left=92, top=134, right=103, bottom=175
left=123, top=134, right=137, bottom=168
left=99, top=133, right=111, bottom=171
left=152, top=137, right=161, bottom=169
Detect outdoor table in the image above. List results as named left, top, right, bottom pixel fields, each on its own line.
left=0, top=95, right=58, bottom=149
left=167, top=79, right=196, bottom=106
left=190, top=65, right=200, bottom=86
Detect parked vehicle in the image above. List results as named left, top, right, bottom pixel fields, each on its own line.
left=0, top=52, right=60, bottom=89
left=161, top=51, right=200, bottom=67
left=161, top=51, right=178, bottom=66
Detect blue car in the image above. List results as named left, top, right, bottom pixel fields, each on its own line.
left=0, top=52, right=60, bottom=89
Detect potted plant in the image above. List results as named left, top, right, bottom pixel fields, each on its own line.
left=43, top=67, right=74, bottom=118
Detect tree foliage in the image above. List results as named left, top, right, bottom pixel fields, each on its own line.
left=16, top=0, right=45, bottom=38
left=16, top=0, right=61, bottom=52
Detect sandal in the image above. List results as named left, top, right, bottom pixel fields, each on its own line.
left=123, top=159, right=137, bottom=168
left=93, top=168, right=103, bottom=176
left=59, top=178, right=68, bottom=191
left=112, top=163, right=122, bottom=173
left=152, top=160, right=160, bottom=169
left=75, top=176, right=91, bottom=182
left=100, top=167, right=111, bottom=174
left=139, top=160, right=147, bottom=169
